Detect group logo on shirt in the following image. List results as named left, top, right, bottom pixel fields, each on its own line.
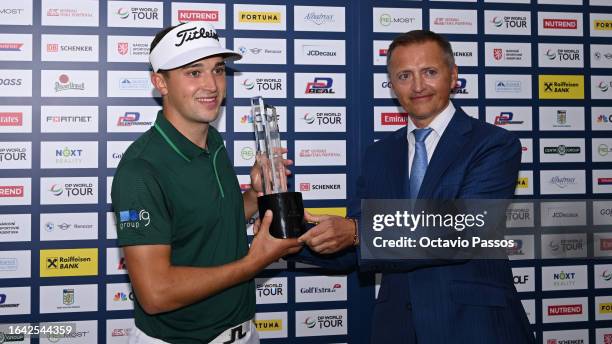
left=118, top=209, right=150, bottom=230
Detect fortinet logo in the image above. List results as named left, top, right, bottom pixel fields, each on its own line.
left=0, top=186, right=24, bottom=197
left=544, top=19, right=577, bottom=29
left=0, top=112, right=23, bottom=126
left=178, top=10, right=219, bottom=22
left=381, top=112, right=408, bottom=125
left=548, top=304, right=583, bottom=316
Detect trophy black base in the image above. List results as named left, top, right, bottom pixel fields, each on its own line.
left=258, top=192, right=306, bottom=239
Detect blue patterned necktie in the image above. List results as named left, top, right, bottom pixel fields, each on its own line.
left=409, top=128, right=433, bottom=199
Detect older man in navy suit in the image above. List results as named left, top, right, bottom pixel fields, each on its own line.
left=294, top=30, right=535, bottom=344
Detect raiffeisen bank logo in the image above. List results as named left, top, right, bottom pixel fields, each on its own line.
left=40, top=248, right=98, bottom=277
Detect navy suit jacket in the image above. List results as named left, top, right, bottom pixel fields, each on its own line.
left=295, top=107, right=534, bottom=344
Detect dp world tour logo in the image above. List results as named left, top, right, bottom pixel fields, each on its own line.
left=602, top=270, right=612, bottom=281
left=303, top=113, right=316, bottom=124
left=491, top=16, right=504, bottom=27
left=50, top=184, right=63, bottom=196
left=546, top=49, right=557, bottom=60
left=303, top=317, right=317, bottom=328
left=599, top=81, right=609, bottom=92
left=117, top=8, right=130, bottom=19
left=242, top=79, right=255, bottom=90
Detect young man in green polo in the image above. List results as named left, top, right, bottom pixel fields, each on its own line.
left=111, top=22, right=301, bottom=344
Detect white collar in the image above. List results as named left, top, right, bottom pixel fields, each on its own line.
left=406, top=101, right=455, bottom=139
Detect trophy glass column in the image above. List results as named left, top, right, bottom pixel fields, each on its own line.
left=251, top=96, right=306, bottom=238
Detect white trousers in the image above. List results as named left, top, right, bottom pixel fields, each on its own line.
left=128, top=320, right=259, bottom=344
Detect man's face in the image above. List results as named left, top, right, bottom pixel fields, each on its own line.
left=387, top=41, right=458, bottom=126
left=152, top=56, right=226, bottom=125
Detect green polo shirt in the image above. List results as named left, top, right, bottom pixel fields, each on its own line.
left=111, top=111, right=255, bottom=343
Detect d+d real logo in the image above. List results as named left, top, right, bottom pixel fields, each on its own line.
left=452, top=78, right=467, bottom=94
left=494, top=112, right=523, bottom=125
left=117, top=112, right=152, bottom=127
left=305, top=77, right=334, bottom=94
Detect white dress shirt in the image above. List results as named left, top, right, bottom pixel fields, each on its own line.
left=406, top=102, right=455, bottom=175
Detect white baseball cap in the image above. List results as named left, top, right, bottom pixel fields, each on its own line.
left=149, top=22, right=241, bottom=72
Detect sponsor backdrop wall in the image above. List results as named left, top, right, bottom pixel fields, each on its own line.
left=0, top=0, right=611, bottom=343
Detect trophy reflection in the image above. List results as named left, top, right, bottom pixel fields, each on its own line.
left=251, top=96, right=306, bottom=238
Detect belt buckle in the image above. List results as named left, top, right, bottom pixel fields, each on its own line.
left=222, top=322, right=248, bottom=344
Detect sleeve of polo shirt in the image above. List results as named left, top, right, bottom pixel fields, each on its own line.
left=111, top=159, right=172, bottom=246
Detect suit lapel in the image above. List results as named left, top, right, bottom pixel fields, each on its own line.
left=418, top=109, right=472, bottom=198
left=384, top=127, right=409, bottom=199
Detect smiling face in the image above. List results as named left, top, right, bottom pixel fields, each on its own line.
left=151, top=55, right=227, bottom=128
left=387, top=41, right=458, bottom=128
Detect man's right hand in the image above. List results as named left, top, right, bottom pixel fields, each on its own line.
left=246, top=210, right=303, bottom=270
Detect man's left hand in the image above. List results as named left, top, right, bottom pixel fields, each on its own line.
left=298, top=212, right=356, bottom=255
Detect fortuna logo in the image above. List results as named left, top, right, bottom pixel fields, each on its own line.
left=174, top=26, right=219, bottom=47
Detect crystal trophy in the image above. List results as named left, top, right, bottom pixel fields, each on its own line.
left=251, top=96, right=306, bottom=238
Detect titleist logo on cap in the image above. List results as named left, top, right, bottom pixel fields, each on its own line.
left=175, top=26, right=219, bottom=47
